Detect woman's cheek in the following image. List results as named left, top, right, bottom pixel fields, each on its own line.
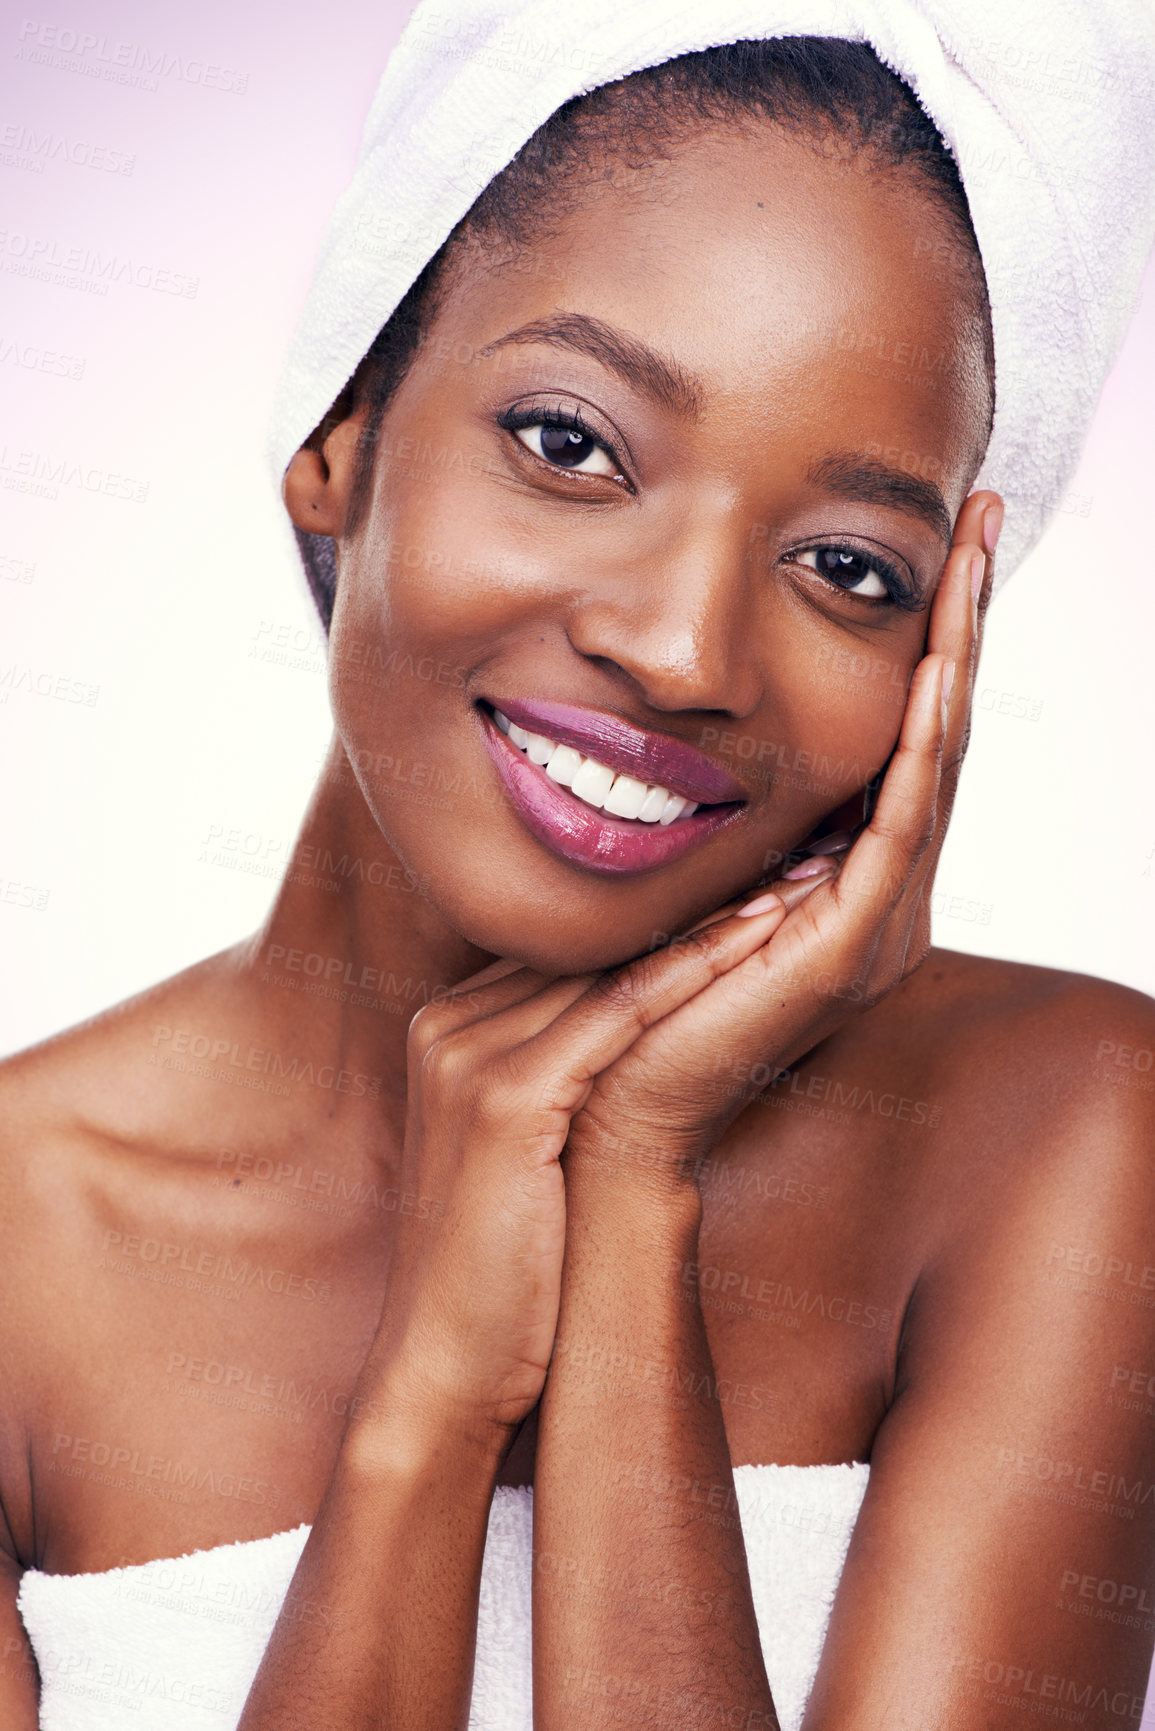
left=363, top=465, right=566, bottom=643
left=753, top=625, right=915, bottom=831
left=321, top=479, right=541, bottom=858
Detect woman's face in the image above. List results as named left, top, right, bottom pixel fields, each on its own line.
left=316, top=123, right=992, bottom=974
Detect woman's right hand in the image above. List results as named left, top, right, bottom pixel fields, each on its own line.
left=360, top=962, right=590, bottom=1443
left=351, top=902, right=804, bottom=1449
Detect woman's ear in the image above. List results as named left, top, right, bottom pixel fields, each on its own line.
left=282, top=385, right=367, bottom=538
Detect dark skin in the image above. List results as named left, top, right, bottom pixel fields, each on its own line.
left=1, top=120, right=1153, bottom=1731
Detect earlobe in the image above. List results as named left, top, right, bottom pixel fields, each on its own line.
left=283, top=447, right=340, bottom=535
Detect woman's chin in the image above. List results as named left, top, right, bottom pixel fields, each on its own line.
left=428, top=899, right=660, bottom=979
left=441, top=886, right=735, bottom=980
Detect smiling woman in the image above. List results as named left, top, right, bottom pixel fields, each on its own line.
left=285, top=54, right=994, bottom=957
left=3, top=6, right=1155, bottom=1731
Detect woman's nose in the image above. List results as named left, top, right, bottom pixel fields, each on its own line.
left=564, top=518, right=765, bottom=718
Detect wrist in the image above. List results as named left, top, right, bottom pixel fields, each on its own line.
left=340, top=1367, right=514, bottom=1491
left=562, top=1151, right=703, bottom=1248
left=565, top=1131, right=708, bottom=1215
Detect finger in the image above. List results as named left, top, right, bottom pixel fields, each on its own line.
left=677, top=862, right=840, bottom=937
left=884, top=498, right=998, bottom=972
left=923, top=536, right=982, bottom=842
left=853, top=491, right=1000, bottom=979
left=427, top=971, right=598, bottom=1066
left=952, top=486, right=994, bottom=547
left=415, top=865, right=820, bottom=1072
left=834, top=651, right=947, bottom=914
left=696, top=498, right=999, bottom=962
left=909, top=489, right=1001, bottom=879
left=460, top=957, right=535, bottom=993
left=512, top=899, right=790, bottom=1110
left=772, top=557, right=965, bottom=1002
left=566, top=871, right=871, bottom=1139
left=959, top=487, right=1004, bottom=607
left=899, top=487, right=1001, bottom=875
left=407, top=959, right=567, bottom=1047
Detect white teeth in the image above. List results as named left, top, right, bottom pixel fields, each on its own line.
left=570, top=758, right=616, bottom=808
left=545, top=744, right=583, bottom=788
left=602, top=774, right=649, bottom=820
left=638, top=786, right=669, bottom=824
left=496, top=711, right=701, bottom=823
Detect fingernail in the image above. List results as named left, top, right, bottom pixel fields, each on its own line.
left=737, top=890, right=785, bottom=918
left=783, top=857, right=833, bottom=881
left=806, top=831, right=852, bottom=856
left=982, top=502, right=1004, bottom=557
left=970, top=550, right=985, bottom=605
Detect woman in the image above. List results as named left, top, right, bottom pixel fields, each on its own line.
left=3, top=9, right=1155, bottom=1731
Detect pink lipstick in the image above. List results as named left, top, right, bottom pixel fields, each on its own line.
left=478, top=700, right=745, bottom=876
left=491, top=697, right=748, bottom=805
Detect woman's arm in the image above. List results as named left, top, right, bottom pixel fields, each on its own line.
left=235, top=965, right=570, bottom=1731
left=535, top=986, right=1155, bottom=1731
left=236, top=918, right=794, bottom=1729
left=534, top=1158, right=777, bottom=1731
left=0, top=1551, right=38, bottom=1729
left=802, top=995, right=1155, bottom=1731
left=237, top=1385, right=507, bottom=1730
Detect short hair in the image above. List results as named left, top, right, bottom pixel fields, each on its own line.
left=296, top=37, right=992, bottom=630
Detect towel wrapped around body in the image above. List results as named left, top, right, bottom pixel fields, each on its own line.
left=17, top=1463, right=870, bottom=1730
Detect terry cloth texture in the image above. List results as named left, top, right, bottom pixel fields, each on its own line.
left=19, top=1462, right=870, bottom=1729
left=270, top=0, right=1155, bottom=595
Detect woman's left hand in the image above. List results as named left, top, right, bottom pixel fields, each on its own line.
left=565, top=487, right=1002, bottom=1180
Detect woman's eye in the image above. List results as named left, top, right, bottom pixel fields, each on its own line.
left=795, top=546, right=892, bottom=600
left=514, top=421, right=620, bottom=478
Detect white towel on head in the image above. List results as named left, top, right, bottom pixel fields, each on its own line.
left=270, top=0, right=1155, bottom=592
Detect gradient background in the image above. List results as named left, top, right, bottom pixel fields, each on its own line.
left=2, top=0, right=1153, bottom=1053
left=2, top=0, right=1155, bottom=1715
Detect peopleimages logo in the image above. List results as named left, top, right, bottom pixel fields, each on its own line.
left=149, top=1024, right=383, bottom=1100
left=0, top=231, right=198, bottom=299
left=0, top=337, right=85, bottom=380
left=0, top=123, right=135, bottom=175
left=15, top=21, right=249, bottom=94
left=0, top=446, right=147, bottom=503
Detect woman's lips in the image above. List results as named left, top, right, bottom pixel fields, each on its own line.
left=479, top=709, right=744, bottom=877
left=490, top=696, right=748, bottom=806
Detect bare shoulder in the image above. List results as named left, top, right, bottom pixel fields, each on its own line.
left=901, top=944, right=1155, bottom=1078
left=0, top=945, right=249, bottom=1220
left=887, top=944, right=1155, bottom=1157
left=878, top=948, right=1155, bottom=1329
left=810, top=947, right=1155, bottom=1308
left=0, top=950, right=263, bottom=1539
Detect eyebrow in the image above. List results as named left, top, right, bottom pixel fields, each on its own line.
left=485, top=318, right=953, bottom=541
left=486, top=312, right=703, bottom=418
left=807, top=451, right=953, bottom=545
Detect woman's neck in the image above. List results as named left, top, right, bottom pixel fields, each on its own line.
left=235, top=731, right=499, bottom=1149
